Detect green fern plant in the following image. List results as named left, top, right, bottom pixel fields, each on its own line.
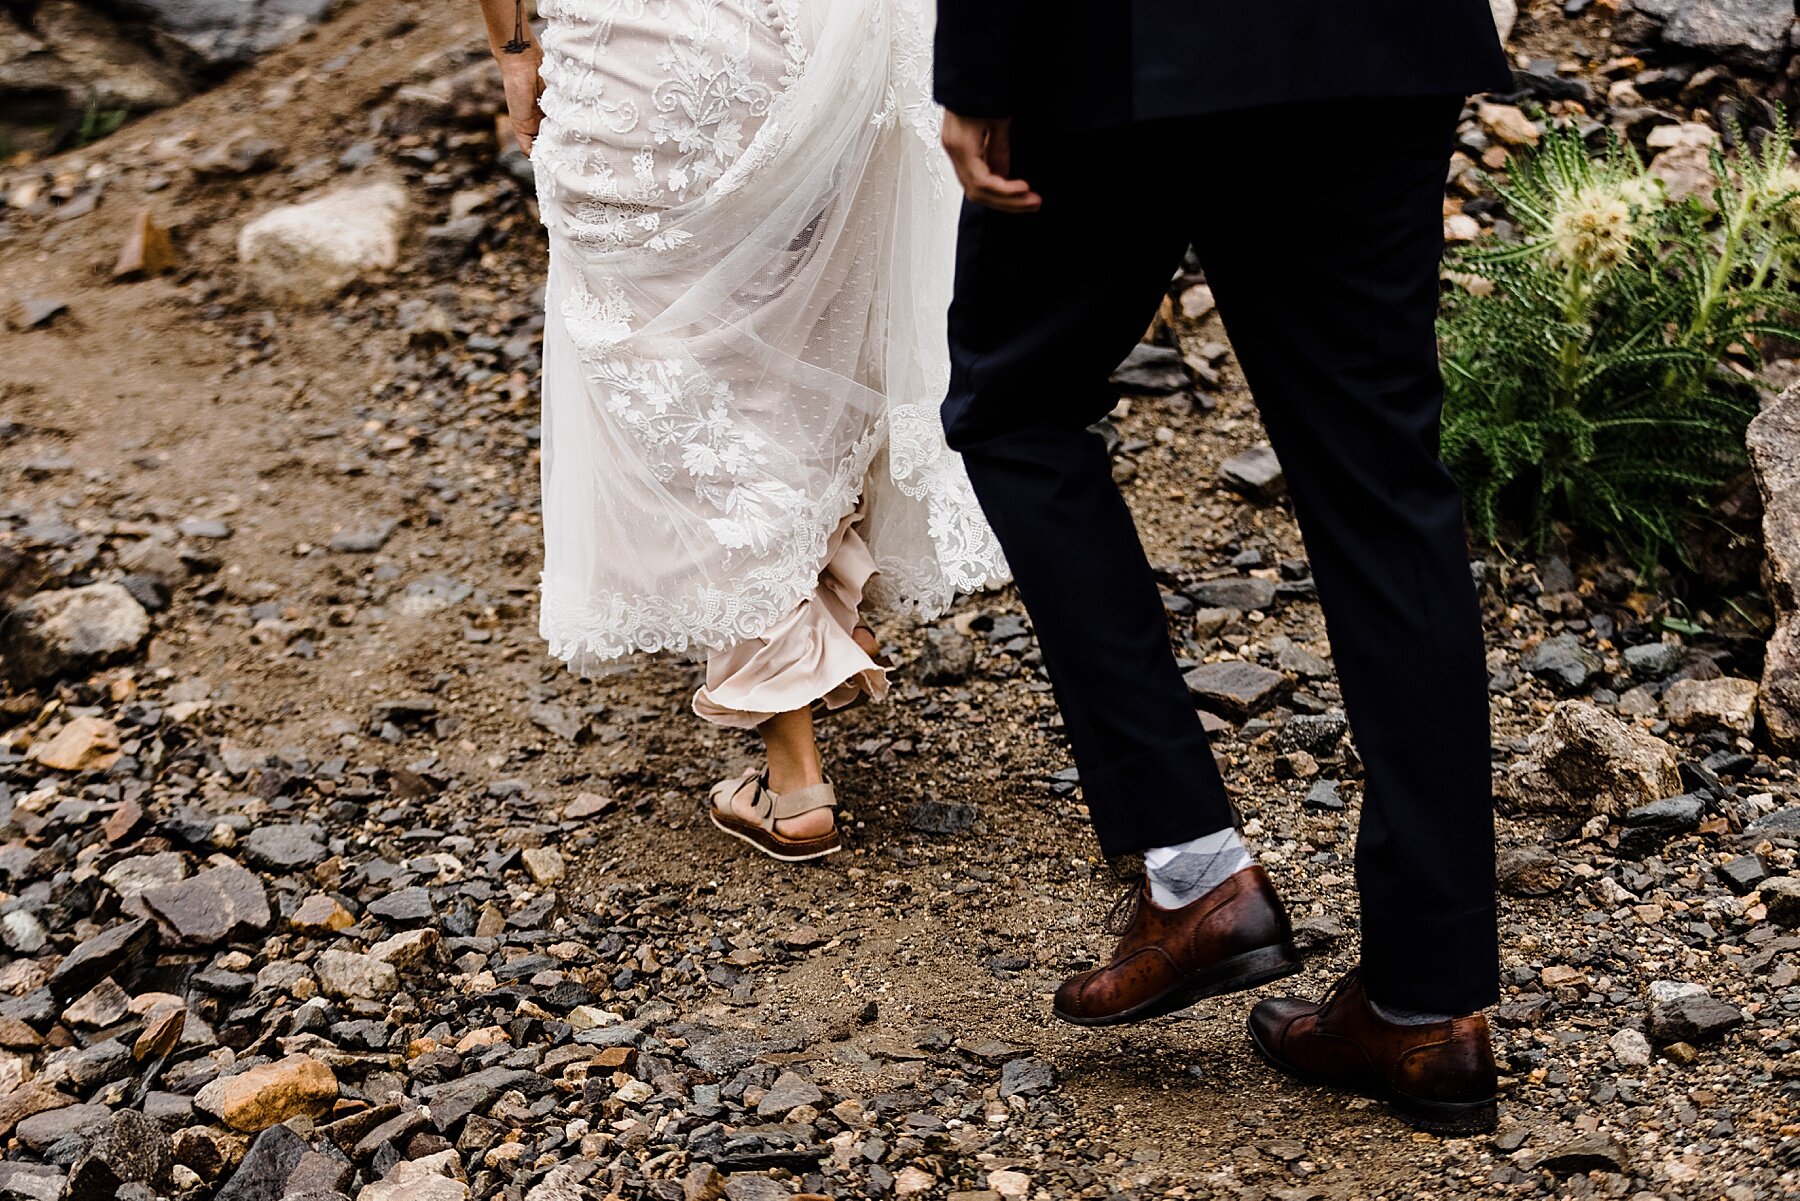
left=1439, top=116, right=1800, bottom=569
left=71, top=100, right=128, bottom=149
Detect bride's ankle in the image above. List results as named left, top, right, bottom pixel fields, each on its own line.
left=764, top=755, right=826, bottom=796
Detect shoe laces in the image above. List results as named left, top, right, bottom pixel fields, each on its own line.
left=1102, top=881, right=1144, bottom=936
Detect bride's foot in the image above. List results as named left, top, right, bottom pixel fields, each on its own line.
left=708, top=768, right=841, bottom=861
left=706, top=707, right=841, bottom=861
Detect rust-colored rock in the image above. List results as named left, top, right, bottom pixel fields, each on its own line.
left=195, top=1053, right=338, bottom=1132
left=31, top=715, right=121, bottom=772
left=112, top=209, right=178, bottom=279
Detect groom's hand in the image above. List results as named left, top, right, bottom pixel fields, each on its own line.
left=941, top=112, right=1043, bottom=213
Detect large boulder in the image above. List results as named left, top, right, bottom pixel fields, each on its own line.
left=111, top=0, right=338, bottom=70
left=0, top=1, right=187, bottom=153
left=1748, top=384, right=1800, bottom=752
left=1502, top=700, right=1682, bottom=816
left=1, top=582, right=150, bottom=686
left=1617, top=0, right=1796, bottom=70
left=238, top=181, right=409, bottom=304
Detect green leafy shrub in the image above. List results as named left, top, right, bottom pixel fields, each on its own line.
left=1439, top=118, right=1800, bottom=568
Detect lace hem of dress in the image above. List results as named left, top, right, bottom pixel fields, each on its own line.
left=541, top=425, right=883, bottom=669
left=539, top=401, right=1008, bottom=670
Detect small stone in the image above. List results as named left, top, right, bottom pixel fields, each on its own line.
left=1664, top=676, right=1760, bottom=735
left=1, top=583, right=151, bottom=686
left=8, top=298, right=67, bottom=330
left=917, top=625, right=976, bottom=685
left=354, top=1156, right=470, bottom=1201
left=368, top=887, right=433, bottom=924
left=1186, top=577, right=1278, bottom=612
left=1290, top=915, right=1345, bottom=954
left=176, top=518, right=231, bottom=539
left=193, top=132, right=281, bottom=176
left=66, top=1109, right=172, bottom=1201
left=522, top=847, right=565, bottom=885
left=722, top=1179, right=787, bottom=1201
left=1531, top=1132, right=1627, bottom=1175
left=893, top=1167, right=937, bottom=1197
left=1478, top=102, right=1540, bottom=146
left=1716, top=855, right=1768, bottom=895
left=64, top=979, right=130, bottom=1028
left=1522, top=634, right=1602, bottom=694
left=31, top=716, right=122, bottom=772
left=238, top=181, right=409, bottom=305
left=756, top=1071, right=823, bottom=1117
left=1609, top=1028, right=1652, bottom=1068
left=112, top=210, right=179, bottom=279
left=141, top=860, right=272, bottom=948
left=683, top=1164, right=726, bottom=1201
left=313, top=951, right=398, bottom=1000
left=1496, top=846, right=1567, bottom=897
left=1760, top=876, right=1800, bottom=926
left=1302, top=779, right=1345, bottom=812
left=15, top=1102, right=109, bottom=1151
left=291, top=894, right=355, bottom=934
left=49, top=917, right=156, bottom=1002
left=529, top=702, right=588, bottom=744
left=1661, top=1040, right=1701, bottom=1066
left=0, top=1086, right=73, bottom=1141
left=564, top=792, right=613, bottom=819
left=1184, top=660, right=1287, bottom=720
left=370, top=927, right=440, bottom=969
left=328, top=523, right=396, bottom=553
left=1, top=912, right=46, bottom=954
left=1110, top=343, right=1190, bottom=394
left=196, top=1053, right=339, bottom=1133
left=1218, top=444, right=1284, bottom=500
left=906, top=799, right=977, bottom=835
left=1623, top=642, right=1683, bottom=680
left=133, top=1004, right=185, bottom=1061
left=0, top=1163, right=66, bottom=1201
left=998, top=1057, right=1055, bottom=1099
left=1645, top=981, right=1743, bottom=1044
left=1618, top=794, right=1705, bottom=855
left=242, top=823, right=329, bottom=872
left=1502, top=700, right=1682, bottom=816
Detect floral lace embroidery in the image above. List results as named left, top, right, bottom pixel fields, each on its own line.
left=535, top=1, right=1009, bottom=665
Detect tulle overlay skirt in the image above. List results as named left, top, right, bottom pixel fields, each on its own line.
left=532, top=0, right=1006, bottom=721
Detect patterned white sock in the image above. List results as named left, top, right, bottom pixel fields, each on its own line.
left=1369, top=1000, right=1455, bottom=1026
left=1143, top=828, right=1254, bottom=909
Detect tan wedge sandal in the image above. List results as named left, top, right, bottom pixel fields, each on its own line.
left=708, top=768, right=842, bottom=862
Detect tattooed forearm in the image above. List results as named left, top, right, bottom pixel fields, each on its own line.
left=503, top=0, right=530, bottom=52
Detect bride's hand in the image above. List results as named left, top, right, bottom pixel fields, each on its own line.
left=496, top=42, right=547, bottom=156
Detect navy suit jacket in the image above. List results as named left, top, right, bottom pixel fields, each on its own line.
left=933, top=1, right=1515, bottom=127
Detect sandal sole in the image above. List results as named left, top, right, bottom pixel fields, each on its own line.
left=708, top=809, right=841, bottom=863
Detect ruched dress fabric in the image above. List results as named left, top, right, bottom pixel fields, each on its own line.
left=531, top=0, right=1006, bottom=724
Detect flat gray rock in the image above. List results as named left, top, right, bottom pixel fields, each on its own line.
left=1184, top=660, right=1287, bottom=720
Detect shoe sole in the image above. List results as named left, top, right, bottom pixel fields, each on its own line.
left=1053, top=942, right=1303, bottom=1028
left=708, top=810, right=842, bottom=863
left=1246, top=1017, right=1498, bottom=1135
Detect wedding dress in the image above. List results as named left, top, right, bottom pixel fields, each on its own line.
left=531, top=0, right=1006, bottom=721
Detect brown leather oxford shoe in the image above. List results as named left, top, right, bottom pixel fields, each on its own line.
left=1054, top=865, right=1300, bottom=1026
left=1248, top=966, right=1498, bottom=1135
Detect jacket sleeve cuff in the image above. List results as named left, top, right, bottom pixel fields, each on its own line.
left=932, top=2, right=1020, bottom=117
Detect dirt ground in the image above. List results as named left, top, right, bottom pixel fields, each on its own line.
left=3, top=3, right=1795, bottom=1199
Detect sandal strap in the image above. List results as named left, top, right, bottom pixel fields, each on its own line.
left=743, top=772, right=837, bottom=831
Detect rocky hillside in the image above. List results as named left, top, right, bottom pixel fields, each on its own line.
left=0, top=2, right=1798, bottom=1201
